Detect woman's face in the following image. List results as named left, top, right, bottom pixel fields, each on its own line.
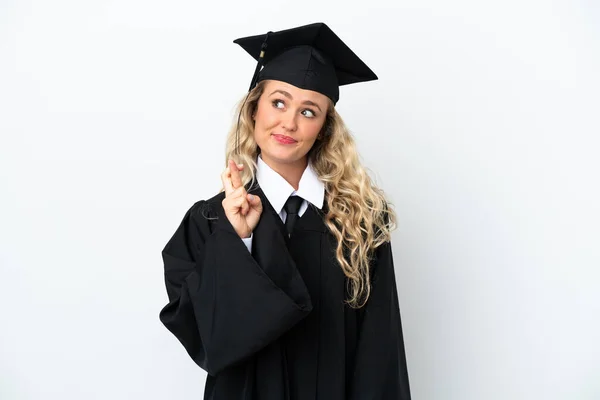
left=253, top=79, right=329, bottom=170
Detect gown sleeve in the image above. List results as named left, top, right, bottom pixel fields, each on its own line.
left=159, top=200, right=312, bottom=376
left=348, top=240, right=412, bottom=400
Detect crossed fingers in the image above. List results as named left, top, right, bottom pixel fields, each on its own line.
left=222, top=159, right=244, bottom=194
left=221, top=160, right=250, bottom=215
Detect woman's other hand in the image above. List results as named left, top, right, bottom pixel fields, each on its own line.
left=221, top=159, right=263, bottom=238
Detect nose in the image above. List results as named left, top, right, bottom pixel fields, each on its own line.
left=281, top=110, right=298, bottom=132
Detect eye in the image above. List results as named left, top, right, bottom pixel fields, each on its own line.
left=302, top=109, right=316, bottom=118
left=271, top=98, right=317, bottom=118
left=272, top=99, right=285, bottom=109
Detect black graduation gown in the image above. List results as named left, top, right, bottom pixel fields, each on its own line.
left=159, top=185, right=411, bottom=400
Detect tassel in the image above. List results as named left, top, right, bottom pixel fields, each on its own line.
left=248, top=31, right=273, bottom=91
left=236, top=31, right=273, bottom=155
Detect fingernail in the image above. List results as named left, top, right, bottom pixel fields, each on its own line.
left=248, top=194, right=253, bottom=200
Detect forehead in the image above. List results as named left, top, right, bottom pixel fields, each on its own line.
left=263, top=79, right=329, bottom=105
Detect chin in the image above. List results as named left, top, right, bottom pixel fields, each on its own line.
left=261, top=148, right=306, bottom=165
left=265, top=151, right=296, bottom=163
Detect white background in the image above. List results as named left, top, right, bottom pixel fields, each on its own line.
left=1, top=0, right=599, bottom=399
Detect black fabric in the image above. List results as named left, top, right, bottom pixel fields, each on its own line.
left=233, top=22, right=378, bottom=104
left=283, top=195, right=304, bottom=237
left=159, top=185, right=411, bottom=399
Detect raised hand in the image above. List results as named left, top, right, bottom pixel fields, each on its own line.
left=221, top=159, right=263, bottom=238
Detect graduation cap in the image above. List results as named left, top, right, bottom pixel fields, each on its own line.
left=233, top=22, right=378, bottom=105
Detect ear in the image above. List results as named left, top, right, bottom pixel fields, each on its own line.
left=317, top=126, right=326, bottom=140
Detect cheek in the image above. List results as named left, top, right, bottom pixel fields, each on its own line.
left=255, top=103, right=278, bottom=129
left=303, top=119, right=325, bottom=141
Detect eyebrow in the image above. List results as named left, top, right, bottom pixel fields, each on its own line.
left=269, top=89, right=322, bottom=112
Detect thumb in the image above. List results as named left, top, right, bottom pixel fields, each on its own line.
left=247, top=193, right=262, bottom=209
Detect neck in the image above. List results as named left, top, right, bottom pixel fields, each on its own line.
left=261, top=154, right=307, bottom=191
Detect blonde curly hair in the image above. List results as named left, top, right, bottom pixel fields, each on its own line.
left=223, top=80, right=397, bottom=308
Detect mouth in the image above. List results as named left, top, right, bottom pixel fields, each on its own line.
left=272, top=134, right=298, bottom=144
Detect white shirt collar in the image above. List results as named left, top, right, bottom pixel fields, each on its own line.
left=256, top=154, right=325, bottom=215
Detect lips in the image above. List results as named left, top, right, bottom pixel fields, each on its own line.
left=272, top=134, right=297, bottom=144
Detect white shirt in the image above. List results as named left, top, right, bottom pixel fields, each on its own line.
left=241, top=154, right=325, bottom=252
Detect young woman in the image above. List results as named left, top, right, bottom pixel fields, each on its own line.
left=159, top=23, right=412, bottom=400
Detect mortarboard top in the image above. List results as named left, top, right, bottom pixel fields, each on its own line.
left=233, top=22, right=378, bottom=105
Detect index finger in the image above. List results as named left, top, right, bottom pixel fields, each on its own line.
left=221, top=166, right=235, bottom=195
left=229, top=159, right=243, bottom=189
